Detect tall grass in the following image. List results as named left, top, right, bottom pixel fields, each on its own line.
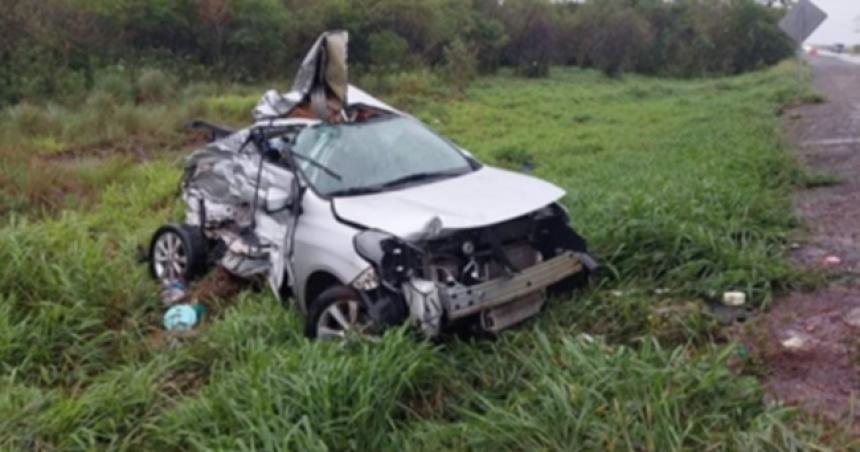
left=399, top=335, right=818, bottom=451
left=151, top=329, right=439, bottom=451
left=0, top=62, right=853, bottom=450
left=425, top=63, right=813, bottom=305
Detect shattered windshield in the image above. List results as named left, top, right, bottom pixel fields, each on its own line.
left=292, top=116, right=473, bottom=196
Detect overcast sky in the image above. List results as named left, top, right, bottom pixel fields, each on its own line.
left=805, top=0, right=860, bottom=45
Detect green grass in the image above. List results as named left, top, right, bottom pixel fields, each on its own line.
left=423, top=64, right=815, bottom=306
left=0, top=62, right=854, bottom=450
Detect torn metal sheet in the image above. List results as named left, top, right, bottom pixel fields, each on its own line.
left=292, top=31, right=348, bottom=108
left=251, top=31, right=398, bottom=121
left=253, top=85, right=399, bottom=121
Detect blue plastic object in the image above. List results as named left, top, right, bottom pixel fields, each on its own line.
left=163, top=304, right=205, bottom=331
left=160, top=280, right=188, bottom=306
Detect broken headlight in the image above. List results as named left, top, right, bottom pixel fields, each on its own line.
left=351, top=267, right=380, bottom=291
left=353, top=229, right=421, bottom=287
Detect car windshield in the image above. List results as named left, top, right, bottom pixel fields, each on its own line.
left=292, top=116, right=473, bottom=196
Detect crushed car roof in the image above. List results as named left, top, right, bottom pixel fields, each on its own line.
left=252, top=30, right=398, bottom=121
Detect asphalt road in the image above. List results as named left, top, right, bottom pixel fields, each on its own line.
left=816, top=50, right=860, bottom=67
left=749, top=53, right=860, bottom=431
left=792, top=54, right=860, bottom=272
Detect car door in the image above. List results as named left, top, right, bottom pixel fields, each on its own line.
left=183, top=130, right=299, bottom=295
left=253, top=157, right=299, bottom=296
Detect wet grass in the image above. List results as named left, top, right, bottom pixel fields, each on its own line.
left=422, top=64, right=819, bottom=306
left=1, top=61, right=855, bottom=450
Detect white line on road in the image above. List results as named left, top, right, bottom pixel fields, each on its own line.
left=802, top=138, right=860, bottom=147
left=815, top=50, right=860, bottom=65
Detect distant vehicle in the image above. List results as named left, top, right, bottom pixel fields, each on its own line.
left=832, top=43, right=845, bottom=54
left=149, top=31, right=596, bottom=340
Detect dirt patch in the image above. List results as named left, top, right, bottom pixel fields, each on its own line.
left=188, top=268, right=247, bottom=308
left=742, top=286, right=860, bottom=427
left=144, top=269, right=247, bottom=353
left=1, top=129, right=205, bottom=218
left=744, top=55, right=860, bottom=432
left=39, top=130, right=204, bottom=165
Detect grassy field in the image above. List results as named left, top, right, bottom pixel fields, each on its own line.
left=0, top=62, right=852, bottom=450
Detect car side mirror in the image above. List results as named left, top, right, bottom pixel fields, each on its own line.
left=264, top=187, right=294, bottom=213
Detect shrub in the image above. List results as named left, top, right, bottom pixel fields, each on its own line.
left=93, top=69, right=136, bottom=104
left=498, top=0, right=555, bottom=78
left=724, top=0, right=794, bottom=73
left=7, top=104, right=50, bottom=137
left=0, top=0, right=795, bottom=104
left=136, top=68, right=177, bottom=103
left=574, top=7, right=656, bottom=76
left=368, top=30, right=412, bottom=69
left=441, top=38, right=478, bottom=92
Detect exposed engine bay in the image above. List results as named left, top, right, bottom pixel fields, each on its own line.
left=353, top=204, right=595, bottom=337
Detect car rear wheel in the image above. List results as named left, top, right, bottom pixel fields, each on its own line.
left=305, top=286, right=377, bottom=340
left=149, top=224, right=207, bottom=282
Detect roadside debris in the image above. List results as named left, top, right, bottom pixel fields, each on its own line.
left=822, top=255, right=842, bottom=267
left=160, top=280, right=188, bottom=306
left=164, top=303, right=206, bottom=332
left=780, top=331, right=812, bottom=351
left=722, top=291, right=746, bottom=307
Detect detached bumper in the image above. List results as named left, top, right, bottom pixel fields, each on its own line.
left=441, top=251, right=586, bottom=320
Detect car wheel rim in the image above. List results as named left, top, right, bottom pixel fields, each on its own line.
left=153, top=232, right=188, bottom=281
left=317, top=298, right=375, bottom=339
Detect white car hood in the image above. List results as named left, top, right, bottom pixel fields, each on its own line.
left=332, top=166, right=565, bottom=239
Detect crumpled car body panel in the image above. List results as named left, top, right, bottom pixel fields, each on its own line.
left=181, top=122, right=302, bottom=294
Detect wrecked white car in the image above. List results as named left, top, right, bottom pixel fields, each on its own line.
left=149, top=31, right=596, bottom=339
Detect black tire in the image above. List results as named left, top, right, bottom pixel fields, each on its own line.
left=305, top=285, right=376, bottom=339
left=149, top=223, right=207, bottom=282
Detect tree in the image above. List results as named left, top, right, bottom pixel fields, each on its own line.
left=367, top=30, right=411, bottom=69
left=497, top=0, right=556, bottom=77
left=195, top=0, right=233, bottom=68
left=572, top=5, right=655, bottom=76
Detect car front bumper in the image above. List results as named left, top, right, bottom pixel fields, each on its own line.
left=440, top=251, right=587, bottom=320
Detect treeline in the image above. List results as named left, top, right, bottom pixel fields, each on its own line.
left=1, top=0, right=793, bottom=105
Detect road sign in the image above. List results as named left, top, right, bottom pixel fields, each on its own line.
left=779, top=0, right=828, bottom=45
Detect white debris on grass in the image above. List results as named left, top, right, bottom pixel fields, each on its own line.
left=722, top=291, right=746, bottom=307
left=781, top=331, right=811, bottom=351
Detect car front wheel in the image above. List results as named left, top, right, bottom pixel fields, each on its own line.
left=305, top=286, right=378, bottom=340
